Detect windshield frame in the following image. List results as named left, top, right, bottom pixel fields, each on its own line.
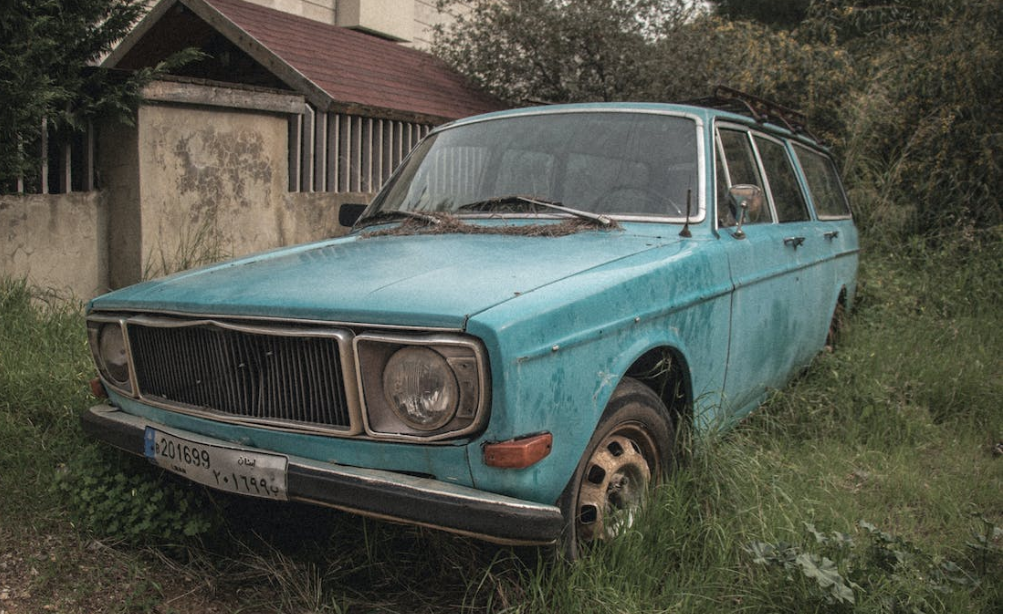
left=365, top=108, right=708, bottom=226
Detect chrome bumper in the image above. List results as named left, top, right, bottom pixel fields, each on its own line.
left=82, top=405, right=564, bottom=546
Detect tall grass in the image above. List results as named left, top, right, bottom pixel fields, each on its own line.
left=0, top=280, right=92, bottom=523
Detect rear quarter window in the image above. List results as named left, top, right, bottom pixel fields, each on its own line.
left=793, top=145, right=852, bottom=219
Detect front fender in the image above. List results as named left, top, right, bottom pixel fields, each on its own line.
left=463, top=240, right=733, bottom=505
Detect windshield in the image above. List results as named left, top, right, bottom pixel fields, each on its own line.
left=372, top=112, right=700, bottom=220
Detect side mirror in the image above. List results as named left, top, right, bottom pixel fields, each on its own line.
left=727, top=184, right=763, bottom=239
left=339, top=203, right=368, bottom=227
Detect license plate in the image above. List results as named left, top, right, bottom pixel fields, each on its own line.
left=144, top=427, right=288, bottom=500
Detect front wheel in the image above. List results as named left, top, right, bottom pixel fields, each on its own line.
left=557, top=378, right=675, bottom=560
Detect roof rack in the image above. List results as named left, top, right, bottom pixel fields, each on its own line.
left=685, top=86, right=819, bottom=142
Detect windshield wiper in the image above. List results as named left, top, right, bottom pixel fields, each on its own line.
left=457, top=195, right=613, bottom=227
left=354, top=209, right=444, bottom=230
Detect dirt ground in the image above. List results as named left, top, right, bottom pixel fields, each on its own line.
left=0, top=527, right=246, bottom=614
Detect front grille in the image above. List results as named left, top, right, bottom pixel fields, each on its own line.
left=128, top=322, right=351, bottom=430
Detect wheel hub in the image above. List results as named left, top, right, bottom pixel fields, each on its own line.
left=576, top=432, right=652, bottom=542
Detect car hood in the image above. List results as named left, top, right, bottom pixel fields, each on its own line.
left=90, top=227, right=677, bottom=329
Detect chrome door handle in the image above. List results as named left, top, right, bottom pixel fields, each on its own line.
left=824, top=230, right=840, bottom=240
left=783, top=236, right=806, bottom=249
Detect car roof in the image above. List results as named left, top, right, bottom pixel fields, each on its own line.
left=438, top=102, right=828, bottom=152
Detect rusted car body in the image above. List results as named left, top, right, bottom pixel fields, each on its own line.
left=84, top=94, right=858, bottom=556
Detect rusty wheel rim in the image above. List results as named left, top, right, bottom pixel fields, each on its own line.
left=576, top=423, right=658, bottom=543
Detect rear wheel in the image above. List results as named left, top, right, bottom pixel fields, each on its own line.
left=557, top=378, right=674, bottom=560
left=825, top=300, right=847, bottom=351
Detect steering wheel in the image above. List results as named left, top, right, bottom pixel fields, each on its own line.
left=592, top=185, right=683, bottom=216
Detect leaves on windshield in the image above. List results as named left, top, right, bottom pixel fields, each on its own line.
left=457, top=194, right=614, bottom=227
left=360, top=212, right=619, bottom=239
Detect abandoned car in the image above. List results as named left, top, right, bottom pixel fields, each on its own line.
left=84, top=93, right=858, bottom=557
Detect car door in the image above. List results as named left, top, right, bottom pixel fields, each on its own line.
left=790, top=142, right=861, bottom=326
left=714, top=125, right=827, bottom=420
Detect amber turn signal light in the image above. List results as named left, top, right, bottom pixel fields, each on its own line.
left=483, top=432, right=552, bottom=468
left=89, top=377, right=108, bottom=399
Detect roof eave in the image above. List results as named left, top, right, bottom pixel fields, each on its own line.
left=102, top=0, right=179, bottom=69
left=104, top=0, right=334, bottom=110
left=327, top=100, right=454, bottom=126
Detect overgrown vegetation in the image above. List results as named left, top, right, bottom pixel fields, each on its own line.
left=433, top=0, right=1002, bottom=240
left=0, top=202, right=1001, bottom=612
left=0, top=0, right=1000, bottom=611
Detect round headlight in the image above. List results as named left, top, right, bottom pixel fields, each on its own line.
left=99, top=324, right=130, bottom=385
left=382, top=347, right=459, bottom=431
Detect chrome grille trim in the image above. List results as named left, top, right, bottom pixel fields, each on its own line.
left=119, top=316, right=363, bottom=436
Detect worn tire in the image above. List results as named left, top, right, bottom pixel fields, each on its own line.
left=825, top=300, right=847, bottom=351
left=557, top=377, right=675, bottom=560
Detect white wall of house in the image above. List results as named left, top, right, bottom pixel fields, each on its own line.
left=238, top=0, right=462, bottom=48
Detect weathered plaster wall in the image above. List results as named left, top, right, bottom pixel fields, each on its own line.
left=283, top=191, right=365, bottom=245
left=137, top=103, right=293, bottom=279
left=0, top=192, right=108, bottom=299
left=110, top=83, right=364, bottom=288
left=5, top=80, right=370, bottom=297
left=100, top=120, right=142, bottom=290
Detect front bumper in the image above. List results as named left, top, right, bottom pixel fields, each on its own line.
left=82, top=405, right=564, bottom=545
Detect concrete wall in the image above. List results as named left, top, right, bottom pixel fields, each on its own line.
left=136, top=102, right=368, bottom=280
left=101, top=119, right=143, bottom=291
left=135, top=103, right=292, bottom=280
left=338, top=0, right=415, bottom=42
left=412, top=0, right=464, bottom=49
left=0, top=192, right=108, bottom=300
left=100, top=80, right=366, bottom=290
left=4, top=80, right=373, bottom=300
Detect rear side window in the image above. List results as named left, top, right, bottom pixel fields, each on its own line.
left=794, top=145, right=852, bottom=219
left=755, top=137, right=810, bottom=223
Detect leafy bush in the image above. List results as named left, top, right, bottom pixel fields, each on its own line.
left=817, top=0, right=1003, bottom=240
left=747, top=519, right=1002, bottom=613
left=56, top=445, right=216, bottom=544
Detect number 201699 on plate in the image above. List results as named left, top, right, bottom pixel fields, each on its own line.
left=144, top=427, right=288, bottom=500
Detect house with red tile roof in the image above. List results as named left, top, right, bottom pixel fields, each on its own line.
left=3, top=0, right=502, bottom=298
left=106, top=0, right=503, bottom=194
left=79, top=0, right=504, bottom=290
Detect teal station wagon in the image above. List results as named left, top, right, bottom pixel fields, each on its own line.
left=84, top=90, right=858, bottom=557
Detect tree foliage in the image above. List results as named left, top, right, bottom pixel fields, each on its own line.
left=709, top=0, right=810, bottom=29
left=432, top=0, right=1002, bottom=238
left=433, top=0, right=687, bottom=104
left=0, top=0, right=177, bottom=189
left=803, top=0, right=1003, bottom=235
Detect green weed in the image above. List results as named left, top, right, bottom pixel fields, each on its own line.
left=56, top=445, right=217, bottom=545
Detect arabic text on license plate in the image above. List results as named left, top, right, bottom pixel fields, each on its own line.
left=144, top=427, right=288, bottom=500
